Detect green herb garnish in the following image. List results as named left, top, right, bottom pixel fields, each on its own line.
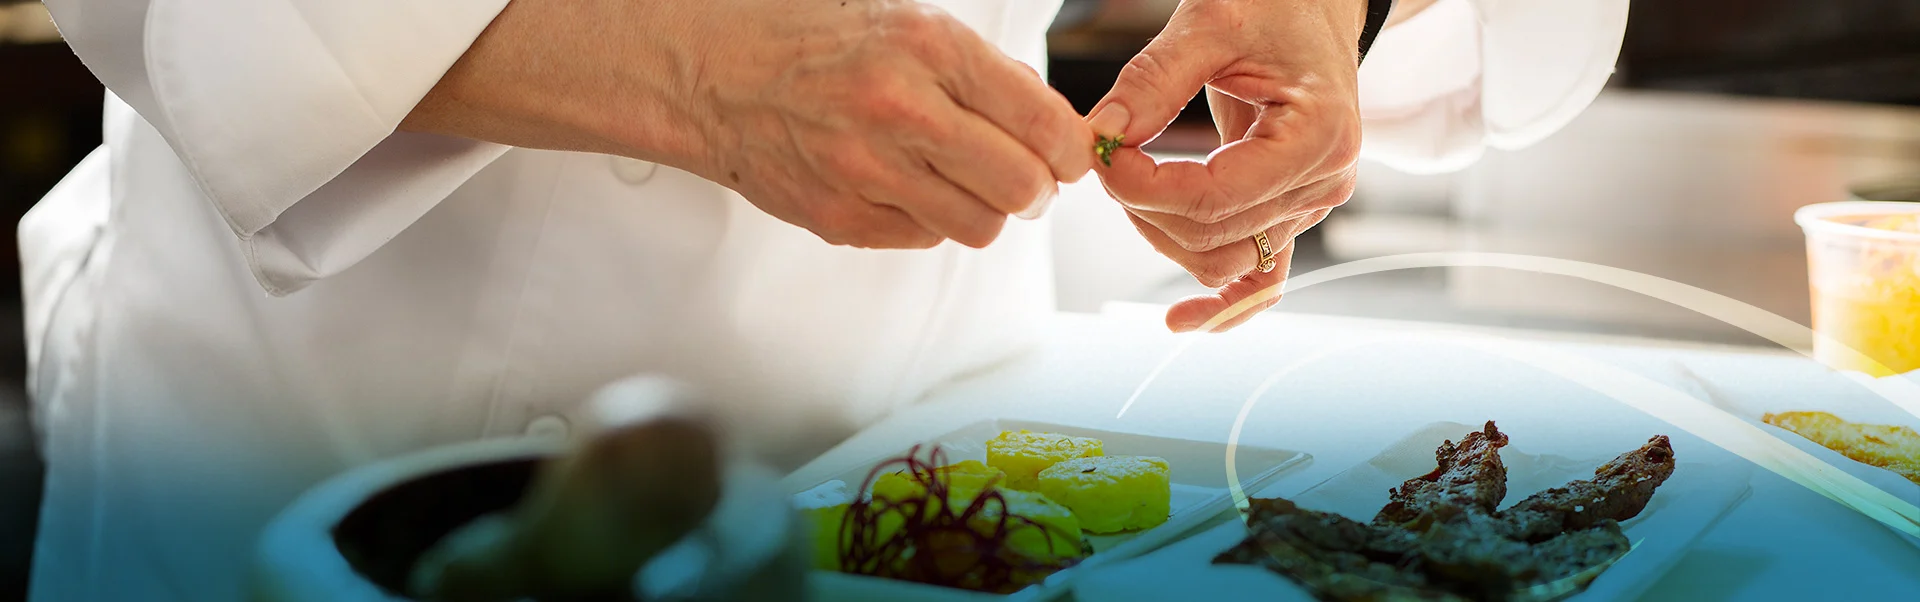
left=1095, top=135, right=1124, bottom=167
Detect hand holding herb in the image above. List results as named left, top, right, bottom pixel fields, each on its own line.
left=406, top=0, right=1095, bottom=249
left=1082, top=0, right=1383, bottom=333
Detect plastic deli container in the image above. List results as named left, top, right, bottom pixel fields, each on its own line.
left=1795, top=201, right=1920, bottom=377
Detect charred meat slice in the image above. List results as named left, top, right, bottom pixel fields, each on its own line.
left=1496, top=435, right=1674, bottom=542
left=1219, top=424, right=1671, bottom=602
left=1415, top=520, right=1631, bottom=600
left=1375, top=421, right=1510, bottom=527
left=1219, top=498, right=1449, bottom=601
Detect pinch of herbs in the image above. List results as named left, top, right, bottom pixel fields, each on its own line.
left=1094, top=135, right=1124, bottom=167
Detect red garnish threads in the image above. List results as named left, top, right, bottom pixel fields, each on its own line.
left=836, top=445, right=1085, bottom=593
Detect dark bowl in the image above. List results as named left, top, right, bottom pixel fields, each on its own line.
left=250, top=438, right=567, bottom=602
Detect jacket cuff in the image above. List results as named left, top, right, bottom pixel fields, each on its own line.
left=1356, top=0, right=1630, bottom=172
left=142, top=0, right=512, bottom=237
left=244, top=133, right=508, bottom=296
left=1474, top=0, right=1631, bottom=148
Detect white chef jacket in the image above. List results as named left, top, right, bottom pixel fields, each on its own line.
left=19, top=0, right=1626, bottom=600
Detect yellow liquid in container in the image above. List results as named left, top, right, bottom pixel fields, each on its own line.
left=1806, top=212, right=1920, bottom=377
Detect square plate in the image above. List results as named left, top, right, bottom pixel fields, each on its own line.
left=1072, top=421, right=1753, bottom=601
left=1685, top=367, right=1920, bottom=548
left=798, top=419, right=1311, bottom=601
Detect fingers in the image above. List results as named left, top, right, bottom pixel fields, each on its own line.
left=1165, top=207, right=1332, bottom=333
left=917, top=104, right=1060, bottom=220
left=1099, top=104, right=1355, bottom=224
left=1086, top=30, right=1223, bottom=145
left=803, top=196, right=945, bottom=250
left=1128, top=170, right=1354, bottom=253
left=1206, top=88, right=1257, bottom=145
left=1201, top=105, right=1360, bottom=218
left=945, top=49, right=1096, bottom=184
left=871, top=174, right=1007, bottom=249
left=1165, top=240, right=1295, bottom=333
left=1131, top=208, right=1330, bottom=332
left=1123, top=210, right=1284, bottom=289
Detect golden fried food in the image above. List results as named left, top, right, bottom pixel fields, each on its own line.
left=1762, top=411, right=1920, bottom=486
left=986, top=430, right=1104, bottom=490
left=873, top=460, right=1005, bottom=501
left=1037, top=455, right=1172, bottom=533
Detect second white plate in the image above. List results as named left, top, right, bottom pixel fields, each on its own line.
left=1072, top=420, right=1753, bottom=602
left=797, top=418, right=1312, bottom=601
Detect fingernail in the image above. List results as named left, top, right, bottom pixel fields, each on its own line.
left=1017, top=190, right=1056, bottom=220
left=1088, top=104, right=1131, bottom=139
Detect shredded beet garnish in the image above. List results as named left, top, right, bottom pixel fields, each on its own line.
left=836, top=445, right=1086, bottom=593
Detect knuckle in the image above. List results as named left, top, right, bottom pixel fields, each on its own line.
left=1292, top=172, right=1356, bottom=215
left=1168, top=223, right=1224, bottom=253
left=814, top=227, right=859, bottom=247
left=821, top=150, right=878, bottom=183
left=887, top=7, right=960, bottom=61
left=862, top=88, right=942, bottom=135
left=984, top=164, right=1051, bottom=214
left=955, top=214, right=1008, bottom=248
left=1191, top=261, right=1241, bottom=289
left=859, top=83, right=915, bottom=122
left=883, top=5, right=938, bottom=37
left=1016, top=166, right=1053, bottom=207
left=1185, top=192, right=1238, bottom=225
left=1017, top=109, right=1058, bottom=149
left=1323, top=176, right=1357, bottom=210
left=903, top=231, right=945, bottom=249
left=803, top=201, right=859, bottom=242
left=1197, top=227, right=1240, bottom=253
left=1118, top=51, right=1178, bottom=98
left=913, top=110, right=954, bottom=139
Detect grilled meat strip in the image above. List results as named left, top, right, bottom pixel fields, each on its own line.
left=1415, top=520, right=1631, bottom=600
left=1218, top=498, right=1452, bottom=601
left=1374, top=421, right=1510, bottom=527
left=1496, top=435, right=1675, bottom=542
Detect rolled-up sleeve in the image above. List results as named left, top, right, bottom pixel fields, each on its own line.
left=1356, top=0, right=1631, bottom=174
left=44, top=0, right=513, bottom=294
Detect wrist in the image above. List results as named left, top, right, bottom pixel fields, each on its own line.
left=402, top=0, right=713, bottom=170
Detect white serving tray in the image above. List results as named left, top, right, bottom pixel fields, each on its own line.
left=1687, top=367, right=1920, bottom=549
left=798, top=419, right=1311, bottom=601
left=1072, top=421, right=1753, bottom=602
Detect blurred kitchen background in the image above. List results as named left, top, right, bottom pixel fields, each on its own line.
left=1, top=0, right=1918, bottom=599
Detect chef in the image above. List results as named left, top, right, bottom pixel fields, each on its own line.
left=20, top=0, right=1627, bottom=600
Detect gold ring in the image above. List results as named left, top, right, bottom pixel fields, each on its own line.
left=1253, top=231, right=1277, bottom=273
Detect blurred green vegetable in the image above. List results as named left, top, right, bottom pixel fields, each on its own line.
left=1095, top=135, right=1123, bottom=167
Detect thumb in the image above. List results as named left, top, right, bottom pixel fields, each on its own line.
left=1089, top=36, right=1219, bottom=147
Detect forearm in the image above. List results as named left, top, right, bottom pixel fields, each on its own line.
left=399, top=0, right=713, bottom=169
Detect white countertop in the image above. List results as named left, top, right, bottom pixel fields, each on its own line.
left=787, top=306, right=1920, bottom=600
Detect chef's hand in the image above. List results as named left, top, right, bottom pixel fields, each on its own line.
left=404, top=0, right=1094, bottom=250
left=1089, top=0, right=1368, bottom=332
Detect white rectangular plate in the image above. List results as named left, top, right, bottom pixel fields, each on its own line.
left=1072, top=420, right=1753, bottom=602
left=1686, top=367, right=1920, bottom=548
left=799, top=419, right=1311, bottom=601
